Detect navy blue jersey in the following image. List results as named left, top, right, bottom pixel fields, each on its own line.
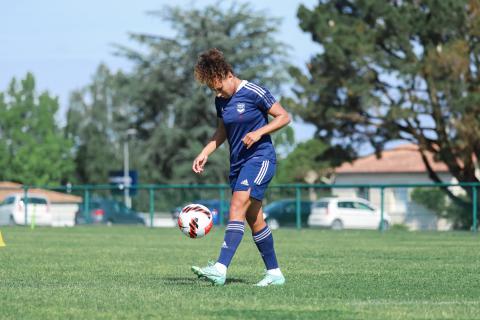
left=215, top=81, right=277, bottom=175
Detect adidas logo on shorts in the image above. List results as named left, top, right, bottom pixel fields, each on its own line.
left=241, top=179, right=249, bottom=186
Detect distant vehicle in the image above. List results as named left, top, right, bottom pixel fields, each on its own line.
left=171, top=199, right=230, bottom=225
left=170, top=206, right=182, bottom=219
left=263, top=199, right=313, bottom=229
left=0, top=193, right=52, bottom=226
left=308, top=197, right=391, bottom=230
left=75, top=198, right=145, bottom=225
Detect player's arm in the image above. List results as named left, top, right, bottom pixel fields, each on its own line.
left=242, top=102, right=291, bottom=149
left=192, top=120, right=227, bottom=173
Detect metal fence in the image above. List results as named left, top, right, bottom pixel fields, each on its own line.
left=0, top=182, right=478, bottom=232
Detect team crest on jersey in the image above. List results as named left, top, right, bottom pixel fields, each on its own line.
left=236, top=103, right=246, bottom=114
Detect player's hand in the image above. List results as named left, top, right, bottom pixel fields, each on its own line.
left=242, top=131, right=262, bottom=149
left=192, top=153, right=208, bottom=174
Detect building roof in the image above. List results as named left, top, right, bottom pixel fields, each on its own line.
left=335, top=144, right=450, bottom=174
left=0, top=182, right=82, bottom=203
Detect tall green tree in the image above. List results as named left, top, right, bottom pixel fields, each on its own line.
left=109, top=3, right=290, bottom=184
left=274, top=139, right=351, bottom=184
left=0, top=73, right=75, bottom=185
left=65, top=64, right=128, bottom=183
left=289, top=0, right=480, bottom=224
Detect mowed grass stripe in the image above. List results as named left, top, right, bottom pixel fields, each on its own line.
left=0, top=227, right=479, bottom=319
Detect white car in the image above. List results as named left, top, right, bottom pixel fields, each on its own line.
left=0, top=194, right=52, bottom=226
left=308, top=197, right=391, bottom=230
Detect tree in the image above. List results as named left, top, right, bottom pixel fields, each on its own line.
left=0, top=73, right=75, bottom=185
left=274, top=139, right=339, bottom=184
left=271, top=126, right=296, bottom=158
left=289, top=0, right=480, bottom=222
left=107, top=3, right=291, bottom=184
left=65, top=64, right=128, bottom=184
left=411, top=187, right=470, bottom=228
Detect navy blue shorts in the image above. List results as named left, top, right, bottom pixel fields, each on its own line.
left=229, top=157, right=276, bottom=201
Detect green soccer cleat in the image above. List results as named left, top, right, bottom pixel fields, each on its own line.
left=255, top=272, right=286, bottom=287
left=191, top=261, right=226, bottom=286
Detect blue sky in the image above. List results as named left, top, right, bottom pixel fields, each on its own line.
left=0, top=0, right=319, bottom=141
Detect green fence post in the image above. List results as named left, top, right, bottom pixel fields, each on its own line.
left=380, top=186, right=385, bottom=232
left=23, top=185, right=29, bottom=226
left=83, top=188, right=90, bottom=220
left=473, top=185, right=477, bottom=233
left=149, top=187, right=155, bottom=228
left=295, top=185, right=301, bottom=230
left=219, top=187, right=225, bottom=227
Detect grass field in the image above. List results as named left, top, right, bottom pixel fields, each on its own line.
left=0, top=226, right=479, bottom=319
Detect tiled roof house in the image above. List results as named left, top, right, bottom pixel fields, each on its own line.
left=0, top=182, right=82, bottom=203
left=332, top=144, right=453, bottom=230
left=0, top=181, right=82, bottom=227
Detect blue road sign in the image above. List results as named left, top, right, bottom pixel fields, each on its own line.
left=109, top=170, right=138, bottom=196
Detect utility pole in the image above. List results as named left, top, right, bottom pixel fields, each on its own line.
left=123, top=128, right=137, bottom=208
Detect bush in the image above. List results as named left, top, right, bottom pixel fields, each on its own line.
left=411, top=187, right=474, bottom=230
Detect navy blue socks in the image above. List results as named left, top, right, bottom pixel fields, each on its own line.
left=216, top=222, right=281, bottom=276
left=253, top=225, right=279, bottom=270
left=217, top=221, right=245, bottom=267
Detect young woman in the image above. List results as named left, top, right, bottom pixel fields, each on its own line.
left=191, top=48, right=290, bottom=286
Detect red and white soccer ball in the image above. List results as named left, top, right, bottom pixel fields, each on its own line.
left=178, top=204, right=213, bottom=238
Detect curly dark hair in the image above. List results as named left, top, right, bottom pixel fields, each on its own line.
left=194, top=48, right=234, bottom=87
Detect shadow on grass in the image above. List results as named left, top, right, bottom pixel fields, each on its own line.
left=226, top=278, right=247, bottom=284
left=163, top=277, right=198, bottom=285
left=163, top=277, right=247, bottom=285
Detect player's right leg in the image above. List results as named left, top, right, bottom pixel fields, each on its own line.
left=191, top=262, right=226, bottom=286
left=192, top=190, right=251, bottom=286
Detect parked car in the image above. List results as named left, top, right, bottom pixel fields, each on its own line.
left=0, top=193, right=52, bottom=226
left=263, top=199, right=313, bottom=229
left=75, top=198, right=145, bottom=225
left=171, top=199, right=230, bottom=225
left=308, top=197, right=391, bottom=230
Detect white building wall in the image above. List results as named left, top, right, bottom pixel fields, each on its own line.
left=332, top=172, right=454, bottom=230
left=50, top=203, right=78, bottom=227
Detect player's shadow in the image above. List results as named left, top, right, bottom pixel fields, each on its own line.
left=163, top=277, right=247, bottom=285
left=163, top=277, right=199, bottom=285
left=225, top=278, right=246, bottom=284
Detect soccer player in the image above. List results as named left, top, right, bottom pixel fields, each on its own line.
left=191, top=48, right=291, bottom=286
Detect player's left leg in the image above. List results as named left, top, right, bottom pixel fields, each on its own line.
left=242, top=158, right=285, bottom=286
left=246, top=200, right=285, bottom=286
